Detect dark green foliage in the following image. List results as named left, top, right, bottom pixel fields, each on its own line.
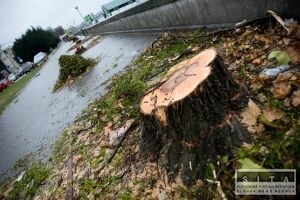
left=53, top=55, right=96, bottom=91
left=53, top=26, right=65, bottom=37
left=12, top=26, right=60, bottom=62
left=58, top=55, right=96, bottom=82
left=47, top=26, right=65, bottom=37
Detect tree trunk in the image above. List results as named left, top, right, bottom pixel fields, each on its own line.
left=139, top=49, right=249, bottom=186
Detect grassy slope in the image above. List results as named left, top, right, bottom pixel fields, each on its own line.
left=0, top=67, right=40, bottom=114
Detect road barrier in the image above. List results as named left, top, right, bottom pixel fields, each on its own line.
left=83, top=0, right=299, bottom=35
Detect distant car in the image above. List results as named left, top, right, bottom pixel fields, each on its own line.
left=14, top=72, right=21, bottom=80
left=18, top=67, right=25, bottom=77
left=33, top=52, right=48, bottom=65
left=0, top=79, right=13, bottom=92
left=20, top=62, right=34, bottom=74
left=0, top=83, right=6, bottom=92
left=8, top=73, right=16, bottom=82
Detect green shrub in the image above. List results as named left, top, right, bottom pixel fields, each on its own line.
left=58, top=54, right=96, bottom=82
left=54, top=55, right=96, bottom=91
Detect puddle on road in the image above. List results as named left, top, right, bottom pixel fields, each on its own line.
left=0, top=33, right=157, bottom=176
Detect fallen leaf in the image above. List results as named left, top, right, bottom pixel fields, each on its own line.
left=285, top=19, right=300, bottom=38
left=259, top=115, right=285, bottom=129
left=104, top=122, right=113, bottom=134
left=252, top=57, right=262, bottom=65
left=260, top=35, right=272, bottom=44
left=256, top=123, right=266, bottom=134
left=241, top=100, right=261, bottom=127
left=93, top=149, right=101, bottom=157
left=268, top=50, right=291, bottom=65
left=263, top=44, right=271, bottom=50
left=285, top=130, right=295, bottom=140
left=271, top=82, right=292, bottom=99
left=117, top=99, right=124, bottom=108
left=250, top=76, right=265, bottom=90
left=262, top=107, right=285, bottom=122
left=77, top=168, right=88, bottom=179
left=283, top=98, right=291, bottom=107
left=254, top=34, right=271, bottom=44
left=291, top=90, right=300, bottom=107
left=257, top=93, right=267, bottom=103
left=242, top=142, right=253, bottom=149
left=238, top=158, right=262, bottom=169
left=76, top=132, right=90, bottom=144
left=283, top=38, right=290, bottom=46
left=287, top=45, right=300, bottom=64
left=274, top=72, right=293, bottom=83
left=73, top=155, right=84, bottom=165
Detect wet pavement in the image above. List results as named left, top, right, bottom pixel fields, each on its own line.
left=0, top=34, right=157, bottom=176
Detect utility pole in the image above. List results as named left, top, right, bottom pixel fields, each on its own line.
left=75, top=6, right=84, bottom=21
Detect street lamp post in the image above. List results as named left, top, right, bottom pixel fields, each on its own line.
left=75, top=6, right=84, bottom=21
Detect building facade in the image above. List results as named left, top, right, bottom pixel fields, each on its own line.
left=0, top=48, right=20, bottom=73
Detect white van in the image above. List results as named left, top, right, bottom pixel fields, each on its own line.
left=33, top=52, right=48, bottom=65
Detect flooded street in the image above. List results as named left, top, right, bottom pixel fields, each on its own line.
left=0, top=34, right=156, bottom=176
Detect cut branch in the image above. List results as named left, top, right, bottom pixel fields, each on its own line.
left=95, top=120, right=136, bottom=176
left=66, top=152, right=73, bottom=200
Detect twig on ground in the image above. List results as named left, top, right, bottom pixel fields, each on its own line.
left=66, top=152, right=73, bottom=200
left=94, top=120, right=136, bottom=176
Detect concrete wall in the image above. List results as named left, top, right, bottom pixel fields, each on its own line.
left=85, top=0, right=299, bottom=35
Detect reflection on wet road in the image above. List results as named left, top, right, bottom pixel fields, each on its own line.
left=0, top=34, right=156, bottom=176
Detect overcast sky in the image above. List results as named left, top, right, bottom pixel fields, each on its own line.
left=0, top=0, right=111, bottom=46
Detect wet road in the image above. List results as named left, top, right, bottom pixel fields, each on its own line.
left=0, top=34, right=156, bottom=176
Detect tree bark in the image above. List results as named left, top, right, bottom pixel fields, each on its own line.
left=140, top=49, right=249, bottom=186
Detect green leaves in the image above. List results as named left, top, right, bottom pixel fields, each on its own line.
left=222, top=155, right=229, bottom=163
left=238, top=158, right=262, bottom=169
left=205, top=162, right=216, bottom=180
left=268, top=50, right=291, bottom=65
left=59, top=55, right=95, bottom=82
left=54, top=55, right=97, bottom=91
left=12, top=26, right=60, bottom=62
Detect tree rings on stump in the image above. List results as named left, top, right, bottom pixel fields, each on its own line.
left=140, top=49, right=249, bottom=186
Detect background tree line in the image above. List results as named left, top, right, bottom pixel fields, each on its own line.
left=12, top=26, right=64, bottom=62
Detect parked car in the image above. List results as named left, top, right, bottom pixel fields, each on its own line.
left=0, top=82, right=6, bottom=92
left=20, top=62, right=34, bottom=74
left=14, top=72, right=21, bottom=80
left=0, top=79, right=13, bottom=92
left=8, top=73, right=16, bottom=82
left=33, top=52, right=48, bottom=65
left=18, top=67, right=25, bottom=77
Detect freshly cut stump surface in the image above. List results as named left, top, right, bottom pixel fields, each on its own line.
left=140, top=49, right=249, bottom=186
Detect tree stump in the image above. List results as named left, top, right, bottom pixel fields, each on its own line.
left=140, top=49, right=249, bottom=186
